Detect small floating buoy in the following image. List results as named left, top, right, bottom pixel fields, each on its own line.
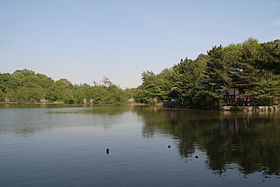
left=195, top=156, right=198, bottom=158
left=106, top=148, right=109, bottom=154
left=168, top=145, right=171, bottom=148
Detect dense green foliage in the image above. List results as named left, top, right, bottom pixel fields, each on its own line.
left=0, top=70, right=127, bottom=104
left=134, top=38, right=280, bottom=107
left=1, top=38, right=279, bottom=107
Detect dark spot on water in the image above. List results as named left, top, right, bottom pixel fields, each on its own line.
left=106, top=148, right=110, bottom=154
left=168, top=145, right=171, bottom=148
left=195, top=156, right=198, bottom=158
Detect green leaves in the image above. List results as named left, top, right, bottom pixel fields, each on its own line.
left=0, top=70, right=128, bottom=104
left=1, top=38, right=279, bottom=106
left=136, top=70, right=173, bottom=103
left=135, top=38, right=280, bottom=107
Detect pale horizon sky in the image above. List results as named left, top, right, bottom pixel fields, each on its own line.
left=0, top=0, right=279, bottom=88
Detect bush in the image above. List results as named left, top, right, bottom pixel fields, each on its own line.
left=251, top=95, right=274, bottom=106
left=194, top=91, right=223, bottom=109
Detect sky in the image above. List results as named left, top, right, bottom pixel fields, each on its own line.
left=0, top=0, right=279, bottom=88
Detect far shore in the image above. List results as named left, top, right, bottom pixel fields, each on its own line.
left=0, top=102, right=152, bottom=106
left=1, top=102, right=279, bottom=112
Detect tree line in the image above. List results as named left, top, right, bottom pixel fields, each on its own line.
left=1, top=38, right=279, bottom=107
left=133, top=38, right=280, bottom=108
left=0, top=69, right=127, bottom=104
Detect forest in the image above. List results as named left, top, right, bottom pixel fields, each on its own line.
left=132, top=38, right=280, bottom=108
left=0, top=69, right=127, bottom=104
left=1, top=38, right=280, bottom=107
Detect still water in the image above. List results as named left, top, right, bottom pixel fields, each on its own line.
left=1, top=104, right=280, bottom=187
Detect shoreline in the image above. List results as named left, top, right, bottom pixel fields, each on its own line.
left=220, top=105, right=280, bottom=112
left=1, top=102, right=279, bottom=112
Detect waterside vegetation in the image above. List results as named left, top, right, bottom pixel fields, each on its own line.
left=0, top=70, right=127, bottom=104
left=1, top=38, right=280, bottom=108
left=133, top=38, right=280, bottom=109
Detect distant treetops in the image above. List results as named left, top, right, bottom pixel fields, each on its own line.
left=1, top=38, right=279, bottom=107
left=0, top=69, right=127, bottom=104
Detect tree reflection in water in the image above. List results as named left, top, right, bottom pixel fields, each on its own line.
left=134, top=106, right=280, bottom=176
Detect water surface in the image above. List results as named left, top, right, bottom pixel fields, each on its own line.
left=1, top=104, right=280, bottom=186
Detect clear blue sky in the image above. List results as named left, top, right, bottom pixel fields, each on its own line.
left=0, top=0, right=279, bottom=88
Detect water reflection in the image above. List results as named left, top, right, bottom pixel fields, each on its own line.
left=134, top=107, right=280, bottom=176
left=0, top=105, right=132, bottom=135
left=1, top=104, right=280, bottom=180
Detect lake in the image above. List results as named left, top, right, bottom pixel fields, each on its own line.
left=1, top=104, right=280, bottom=187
